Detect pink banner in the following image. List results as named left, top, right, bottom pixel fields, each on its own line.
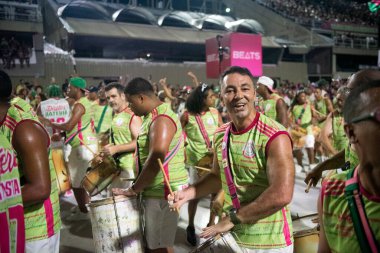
left=206, top=33, right=262, bottom=78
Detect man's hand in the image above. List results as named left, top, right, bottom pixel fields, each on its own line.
left=159, top=77, right=167, bottom=87
left=112, top=187, right=137, bottom=197
left=103, top=144, right=117, bottom=156
left=200, top=216, right=234, bottom=239
left=167, top=190, right=190, bottom=211
left=304, top=163, right=324, bottom=187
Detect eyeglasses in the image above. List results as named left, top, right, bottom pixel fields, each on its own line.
left=350, top=109, right=380, bottom=124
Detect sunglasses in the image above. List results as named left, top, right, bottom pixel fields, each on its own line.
left=350, top=108, right=380, bottom=124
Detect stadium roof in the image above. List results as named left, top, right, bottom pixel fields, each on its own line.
left=60, top=17, right=279, bottom=47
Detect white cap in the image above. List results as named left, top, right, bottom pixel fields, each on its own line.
left=257, top=76, right=275, bottom=92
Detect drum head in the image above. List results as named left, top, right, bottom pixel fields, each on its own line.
left=293, top=214, right=319, bottom=237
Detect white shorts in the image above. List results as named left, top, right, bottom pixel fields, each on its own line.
left=143, top=198, right=179, bottom=249
left=241, top=244, right=293, bottom=253
left=26, top=231, right=60, bottom=253
left=304, top=134, right=315, bottom=148
left=67, top=145, right=97, bottom=188
left=187, top=165, right=200, bottom=185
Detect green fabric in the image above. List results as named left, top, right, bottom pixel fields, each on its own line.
left=0, top=133, right=24, bottom=253
left=322, top=171, right=380, bottom=253
left=184, top=108, right=219, bottom=166
left=92, top=104, right=112, bottom=134
left=214, top=114, right=293, bottom=249
left=3, top=104, right=61, bottom=242
left=47, top=84, right=62, bottom=98
left=292, top=103, right=313, bottom=134
left=66, top=97, right=97, bottom=148
left=314, top=98, right=327, bottom=116
left=69, top=77, right=86, bottom=90
left=137, top=103, right=188, bottom=198
left=110, top=109, right=135, bottom=174
left=332, top=113, right=348, bottom=152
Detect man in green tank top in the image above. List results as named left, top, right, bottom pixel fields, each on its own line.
left=168, top=66, right=295, bottom=252
left=318, top=81, right=380, bottom=252
left=256, top=76, right=289, bottom=127
left=305, top=70, right=380, bottom=188
left=103, top=83, right=141, bottom=190
left=113, top=77, right=188, bottom=253
left=44, top=77, right=97, bottom=220
left=0, top=70, right=60, bottom=252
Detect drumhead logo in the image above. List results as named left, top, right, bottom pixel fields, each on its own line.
left=242, top=140, right=256, bottom=158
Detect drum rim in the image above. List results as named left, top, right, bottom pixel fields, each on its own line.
left=89, top=195, right=137, bottom=207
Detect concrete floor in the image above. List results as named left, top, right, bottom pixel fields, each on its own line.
left=59, top=168, right=320, bottom=253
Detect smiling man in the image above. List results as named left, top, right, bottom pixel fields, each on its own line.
left=168, top=66, right=295, bottom=252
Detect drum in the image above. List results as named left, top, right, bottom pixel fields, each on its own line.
left=293, top=214, right=319, bottom=253
left=196, top=153, right=213, bottom=177
left=51, top=148, right=71, bottom=194
left=81, top=155, right=121, bottom=196
left=191, top=233, right=242, bottom=253
left=89, top=195, right=144, bottom=253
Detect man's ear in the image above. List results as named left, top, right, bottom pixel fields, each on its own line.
left=344, top=124, right=358, bottom=144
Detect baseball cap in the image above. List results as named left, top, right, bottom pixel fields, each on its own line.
left=257, top=76, right=275, bottom=92
left=47, top=84, right=62, bottom=98
left=88, top=85, right=99, bottom=93
left=69, top=77, right=86, bottom=90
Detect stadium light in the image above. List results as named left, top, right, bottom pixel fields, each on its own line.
left=225, top=7, right=231, bottom=13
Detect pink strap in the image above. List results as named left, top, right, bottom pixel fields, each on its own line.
left=349, top=168, right=379, bottom=253
left=222, top=124, right=240, bottom=209
left=195, top=114, right=211, bottom=148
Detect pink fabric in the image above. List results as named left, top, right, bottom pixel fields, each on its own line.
left=44, top=198, right=55, bottom=237
left=281, top=208, right=292, bottom=246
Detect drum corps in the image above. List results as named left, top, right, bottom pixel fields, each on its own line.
left=1, top=66, right=380, bottom=253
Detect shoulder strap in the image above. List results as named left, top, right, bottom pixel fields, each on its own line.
left=195, top=114, right=212, bottom=148
left=345, top=167, right=379, bottom=253
left=96, top=105, right=109, bottom=133
left=222, top=124, right=240, bottom=209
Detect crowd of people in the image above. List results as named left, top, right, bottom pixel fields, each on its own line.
left=0, top=36, right=32, bottom=69
left=257, top=0, right=377, bottom=28
left=1, top=67, right=380, bottom=253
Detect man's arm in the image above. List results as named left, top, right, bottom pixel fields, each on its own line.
left=103, top=116, right=142, bottom=155
left=276, top=99, right=289, bottom=128
left=318, top=193, right=331, bottom=253
left=131, top=116, right=176, bottom=192
left=13, top=120, right=51, bottom=206
left=46, top=103, right=84, bottom=132
left=235, top=134, right=294, bottom=224
left=319, top=113, right=336, bottom=155
left=325, top=97, right=334, bottom=114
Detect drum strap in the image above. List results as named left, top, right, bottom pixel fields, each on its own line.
left=345, top=167, right=379, bottom=253
left=222, top=124, right=241, bottom=209
left=64, top=121, right=91, bottom=145
left=195, top=114, right=212, bottom=148
left=95, top=105, right=109, bottom=134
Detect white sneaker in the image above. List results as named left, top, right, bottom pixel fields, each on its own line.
left=66, top=211, right=89, bottom=221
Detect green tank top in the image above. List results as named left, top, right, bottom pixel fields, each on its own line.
left=332, top=113, right=347, bottom=152
left=0, top=125, right=25, bottom=253
left=137, top=103, right=188, bottom=198
left=184, top=108, right=219, bottom=166
left=292, top=103, right=312, bottom=134
left=214, top=113, right=293, bottom=249
left=322, top=171, right=380, bottom=253
left=66, top=97, right=97, bottom=148
left=93, top=104, right=113, bottom=134
left=344, top=145, right=359, bottom=171
left=3, top=104, right=61, bottom=242
left=314, top=98, right=327, bottom=116
left=111, top=108, right=136, bottom=174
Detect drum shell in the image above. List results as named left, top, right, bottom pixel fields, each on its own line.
left=196, top=153, right=213, bottom=177
left=81, top=156, right=120, bottom=196
left=89, top=195, right=144, bottom=253
left=293, top=214, right=319, bottom=253
left=51, top=148, right=71, bottom=194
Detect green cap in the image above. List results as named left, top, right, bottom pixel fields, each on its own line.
left=70, top=77, right=86, bottom=90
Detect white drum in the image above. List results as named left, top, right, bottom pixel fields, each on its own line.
left=191, top=233, right=242, bottom=253
left=89, top=195, right=144, bottom=253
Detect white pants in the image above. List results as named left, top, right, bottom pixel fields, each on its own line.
left=67, top=145, right=97, bottom=188
left=26, top=231, right=60, bottom=253
left=143, top=198, right=179, bottom=249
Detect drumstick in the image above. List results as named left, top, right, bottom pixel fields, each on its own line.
left=305, top=179, right=313, bottom=193
left=194, top=166, right=211, bottom=172
left=77, top=138, right=97, bottom=156
left=120, top=178, right=135, bottom=181
left=157, top=158, right=179, bottom=214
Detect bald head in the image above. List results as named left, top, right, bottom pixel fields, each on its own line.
left=347, top=70, right=380, bottom=90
